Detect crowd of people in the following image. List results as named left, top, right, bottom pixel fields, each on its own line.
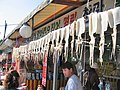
left=0, top=66, right=27, bottom=90
left=0, top=61, right=102, bottom=90
left=36, top=61, right=101, bottom=90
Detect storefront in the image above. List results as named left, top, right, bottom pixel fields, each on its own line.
left=0, top=0, right=120, bottom=90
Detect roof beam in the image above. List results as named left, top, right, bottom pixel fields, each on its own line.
left=52, top=0, right=87, bottom=6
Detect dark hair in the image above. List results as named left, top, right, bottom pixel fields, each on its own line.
left=62, top=61, right=74, bottom=70
left=9, top=66, right=14, bottom=71
left=6, top=73, right=19, bottom=89
left=10, top=70, right=20, bottom=80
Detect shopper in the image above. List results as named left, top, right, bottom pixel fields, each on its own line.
left=0, top=72, right=19, bottom=90
left=62, top=61, right=82, bottom=90
left=83, top=63, right=100, bottom=90
left=37, top=84, right=44, bottom=90
left=10, top=70, right=20, bottom=87
left=10, top=70, right=20, bottom=81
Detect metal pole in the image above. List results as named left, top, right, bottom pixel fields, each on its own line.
left=52, top=50, right=58, bottom=90
left=100, top=0, right=103, bottom=12
left=79, top=43, right=84, bottom=85
left=3, top=20, right=7, bottom=40
left=31, top=17, right=34, bottom=41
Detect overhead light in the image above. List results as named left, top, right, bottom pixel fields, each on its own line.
left=19, top=24, right=32, bottom=38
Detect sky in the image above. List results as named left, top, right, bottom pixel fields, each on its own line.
left=0, top=0, right=44, bottom=40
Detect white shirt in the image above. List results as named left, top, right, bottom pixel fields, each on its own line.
left=0, top=86, right=6, bottom=90
left=65, top=74, right=82, bottom=90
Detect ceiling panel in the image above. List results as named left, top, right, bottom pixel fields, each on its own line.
left=34, top=3, right=69, bottom=27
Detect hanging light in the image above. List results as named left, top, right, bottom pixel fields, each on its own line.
left=19, top=24, right=32, bottom=38
left=4, top=39, right=13, bottom=47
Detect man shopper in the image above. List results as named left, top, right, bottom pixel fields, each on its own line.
left=62, top=61, right=82, bottom=90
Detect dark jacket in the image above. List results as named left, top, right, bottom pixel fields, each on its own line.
left=85, top=68, right=100, bottom=90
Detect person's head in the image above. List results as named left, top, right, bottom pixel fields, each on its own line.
left=37, top=85, right=43, bottom=90
left=10, top=70, right=20, bottom=87
left=2, top=73, right=19, bottom=89
left=10, top=70, right=20, bottom=80
left=62, top=61, right=74, bottom=78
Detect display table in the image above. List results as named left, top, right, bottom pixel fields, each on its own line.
left=26, top=80, right=66, bottom=90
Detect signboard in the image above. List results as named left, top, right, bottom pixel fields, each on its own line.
left=42, top=50, right=48, bottom=87
left=36, top=0, right=114, bottom=36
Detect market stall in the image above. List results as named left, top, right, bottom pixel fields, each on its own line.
left=0, top=0, right=120, bottom=90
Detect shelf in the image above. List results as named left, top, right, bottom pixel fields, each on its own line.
left=103, top=75, right=120, bottom=80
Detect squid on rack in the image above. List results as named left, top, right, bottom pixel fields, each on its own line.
left=45, top=33, right=51, bottom=52
left=76, top=17, right=85, bottom=58
left=34, top=40, right=39, bottom=63
left=89, top=13, right=97, bottom=66
left=99, top=34, right=105, bottom=66
left=46, top=32, right=51, bottom=49
left=40, top=37, right=45, bottom=59
left=56, top=29, right=60, bottom=48
left=38, top=39, right=44, bottom=62
left=89, top=11, right=107, bottom=66
left=44, top=35, right=48, bottom=50
left=99, top=11, right=108, bottom=65
left=31, top=41, right=36, bottom=66
left=70, top=21, right=76, bottom=57
left=111, top=26, right=117, bottom=61
left=23, top=45, right=29, bottom=70
left=110, top=7, right=120, bottom=61
left=64, top=25, right=70, bottom=62
left=59, top=27, right=65, bottom=55
left=89, top=35, right=95, bottom=66
left=34, top=39, right=41, bottom=68
left=50, top=31, right=56, bottom=53
left=35, top=39, right=40, bottom=68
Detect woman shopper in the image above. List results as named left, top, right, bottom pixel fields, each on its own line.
left=83, top=63, right=100, bottom=90
left=0, top=72, right=19, bottom=90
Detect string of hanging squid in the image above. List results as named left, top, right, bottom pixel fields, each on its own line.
left=12, top=7, right=120, bottom=67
